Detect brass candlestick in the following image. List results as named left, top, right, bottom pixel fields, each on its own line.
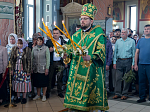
left=84, top=60, right=92, bottom=67
left=63, top=57, right=71, bottom=65
left=4, top=61, right=17, bottom=108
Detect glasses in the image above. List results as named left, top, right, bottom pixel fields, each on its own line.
left=79, top=17, right=90, bottom=21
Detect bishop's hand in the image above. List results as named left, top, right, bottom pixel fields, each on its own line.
left=82, top=54, right=91, bottom=61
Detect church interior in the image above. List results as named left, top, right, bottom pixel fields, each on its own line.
left=0, top=0, right=150, bottom=112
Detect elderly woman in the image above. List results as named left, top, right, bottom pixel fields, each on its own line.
left=10, top=38, right=31, bottom=104
left=28, top=33, right=39, bottom=50
left=6, top=33, right=18, bottom=100
left=6, top=33, right=18, bottom=60
left=0, top=45, right=8, bottom=105
left=32, top=36, right=50, bottom=102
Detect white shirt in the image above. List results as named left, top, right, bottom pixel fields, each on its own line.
left=53, top=38, right=61, bottom=61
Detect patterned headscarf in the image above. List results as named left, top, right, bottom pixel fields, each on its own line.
left=18, top=38, right=28, bottom=52
left=8, top=33, right=18, bottom=47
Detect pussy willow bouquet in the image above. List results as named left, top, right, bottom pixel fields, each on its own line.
left=54, top=44, right=73, bottom=58
left=73, top=46, right=88, bottom=56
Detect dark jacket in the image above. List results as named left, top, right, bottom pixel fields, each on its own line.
left=10, top=46, right=31, bottom=73
left=45, top=37, right=66, bottom=65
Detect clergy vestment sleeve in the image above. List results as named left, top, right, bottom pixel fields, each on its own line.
left=91, top=35, right=106, bottom=66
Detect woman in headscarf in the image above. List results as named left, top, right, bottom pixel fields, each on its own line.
left=6, top=33, right=18, bottom=60
left=32, top=36, right=50, bottom=102
left=10, top=38, right=31, bottom=104
left=0, top=45, right=8, bottom=105
left=133, top=34, right=139, bottom=46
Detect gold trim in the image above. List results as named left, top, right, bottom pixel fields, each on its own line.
left=87, top=34, right=105, bottom=50
left=77, top=25, right=101, bottom=45
left=64, top=103, right=109, bottom=111
left=70, top=56, right=90, bottom=100
left=91, top=33, right=105, bottom=107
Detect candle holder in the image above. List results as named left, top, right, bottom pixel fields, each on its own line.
left=63, top=56, right=71, bottom=65
left=4, top=61, right=17, bottom=108
left=84, top=60, right=92, bottom=67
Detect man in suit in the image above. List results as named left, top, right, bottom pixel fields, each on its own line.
left=46, top=28, right=66, bottom=98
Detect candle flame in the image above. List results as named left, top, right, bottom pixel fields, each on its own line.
left=54, top=21, right=56, bottom=26
left=62, top=20, right=64, bottom=24
left=42, top=18, right=44, bottom=22
left=38, top=23, right=39, bottom=27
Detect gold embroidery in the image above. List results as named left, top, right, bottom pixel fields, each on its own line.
left=78, top=25, right=100, bottom=45
left=87, top=34, right=105, bottom=50
left=74, top=32, right=80, bottom=37
left=97, top=42, right=105, bottom=50
left=89, top=8, right=92, bottom=12
left=80, top=62, right=85, bottom=68
left=89, top=32, right=95, bottom=38
left=74, top=89, right=80, bottom=96
left=64, top=103, right=109, bottom=111
left=88, top=86, right=102, bottom=104
left=70, top=56, right=91, bottom=100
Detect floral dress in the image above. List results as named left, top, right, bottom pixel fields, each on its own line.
left=12, top=51, right=31, bottom=92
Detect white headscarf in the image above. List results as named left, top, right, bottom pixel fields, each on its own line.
left=8, top=33, right=18, bottom=47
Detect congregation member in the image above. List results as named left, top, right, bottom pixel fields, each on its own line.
left=63, top=3, right=109, bottom=112
left=114, top=29, right=121, bottom=40
left=133, top=34, right=139, bottom=45
left=28, top=33, right=39, bottom=50
left=46, top=28, right=66, bottom=98
left=6, top=33, right=18, bottom=100
left=76, top=25, right=81, bottom=31
left=113, top=28, right=135, bottom=100
left=128, top=28, right=136, bottom=44
left=111, top=36, right=117, bottom=53
left=105, top=37, right=113, bottom=92
left=0, top=45, right=8, bottom=105
left=6, top=33, right=18, bottom=60
left=127, top=28, right=133, bottom=38
left=10, top=38, right=31, bottom=104
left=134, top=24, right=150, bottom=103
left=28, top=33, right=39, bottom=98
left=32, top=37, right=50, bottom=102
left=110, top=36, right=117, bottom=90
left=109, top=32, right=114, bottom=41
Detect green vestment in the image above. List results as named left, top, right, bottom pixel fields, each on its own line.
left=64, top=25, right=109, bottom=111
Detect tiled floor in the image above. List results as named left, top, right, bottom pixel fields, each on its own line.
left=0, top=93, right=65, bottom=112
left=1, top=91, right=150, bottom=112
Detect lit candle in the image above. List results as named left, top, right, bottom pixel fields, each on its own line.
left=54, top=21, right=68, bottom=37
left=38, top=23, right=59, bottom=53
left=38, top=23, right=46, bottom=34
left=62, top=20, right=70, bottom=38
left=62, top=20, right=76, bottom=50
left=38, top=23, right=63, bottom=49
left=42, top=18, right=46, bottom=27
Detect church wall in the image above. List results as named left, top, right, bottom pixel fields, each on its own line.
left=93, top=0, right=113, bottom=20
left=0, top=0, right=14, bottom=46
left=93, top=0, right=113, bottom=35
